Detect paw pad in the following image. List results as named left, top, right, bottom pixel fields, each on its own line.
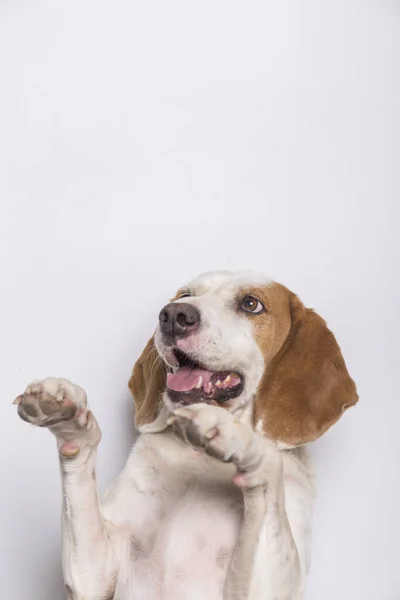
left=14, top=378, right=85, bottom=429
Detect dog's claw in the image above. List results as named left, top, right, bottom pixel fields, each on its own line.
left=56, top=390, right=65, bottom=402
left=204, top=427, right=218, bottom=440
left=172, top=408, right=195, bottom=420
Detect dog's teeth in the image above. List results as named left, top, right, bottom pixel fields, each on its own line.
left=204, top=382, right=213, bottom=394
left=215, top=380, right=222, bottom=388
left=195, top=376, right=203, bottom=389
left=223, top=375, right=232, bottom=385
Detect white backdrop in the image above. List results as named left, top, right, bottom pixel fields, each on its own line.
left=1, top=0, right=399, bottom=598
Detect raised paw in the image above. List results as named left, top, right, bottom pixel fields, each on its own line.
left=14, top=377, right=88, bottom=428
left=168, top=404, right=261, bottom=466
left=14, top=378, right=101, bottom=458
left=168, top=404, right=281, bottom=488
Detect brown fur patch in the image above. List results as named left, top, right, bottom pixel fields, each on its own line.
left=128, top=336, right=166, bottom=428
left=250, top=283, right=358, bottom=445
left=243, top=284, right=293, bottom=363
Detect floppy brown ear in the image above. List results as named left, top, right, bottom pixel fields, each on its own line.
left=128, top=336, right=167, bottom=429
left=254, top=295, right=358, bottom=445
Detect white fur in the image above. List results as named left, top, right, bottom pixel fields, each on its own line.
left=154, top=271, right=269, bottom=427
left=15, top=271, right=315, bottom=600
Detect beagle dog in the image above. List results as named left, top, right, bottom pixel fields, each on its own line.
left=14, top=271, right=358, bottom=600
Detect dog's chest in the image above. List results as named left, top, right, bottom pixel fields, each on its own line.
left=107, top=437, right=243, bottom=600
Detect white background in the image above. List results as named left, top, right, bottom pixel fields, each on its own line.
left=0, top=0, right=399, bottom=598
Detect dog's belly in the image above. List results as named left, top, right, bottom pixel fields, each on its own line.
left=112, top=484, right=243, bottom=600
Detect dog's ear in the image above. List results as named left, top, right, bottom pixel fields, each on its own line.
left=128, top=336, right=167, bottom=429
left=254, top=294, right=358, bottom=445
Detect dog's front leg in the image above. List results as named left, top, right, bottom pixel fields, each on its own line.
left=226, top=463, right=302, bottom=600
left=168, top=404, right=306, bottom=600
left=15, top=378, right=117, bottom=600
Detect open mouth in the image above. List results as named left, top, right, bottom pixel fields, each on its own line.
left=166, top=349, right=244, bottom=405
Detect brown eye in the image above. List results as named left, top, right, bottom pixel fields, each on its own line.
left=240, top=296, right=265, bottom=314
left=179, top=289, right=191, bottom=299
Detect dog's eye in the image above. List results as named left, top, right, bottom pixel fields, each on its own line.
left=240, top=296, right=265, bottom=314
left=178, top=289, right=191, bottom=299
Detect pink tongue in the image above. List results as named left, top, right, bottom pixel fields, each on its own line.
left=167, top=367, right=213, bottom=392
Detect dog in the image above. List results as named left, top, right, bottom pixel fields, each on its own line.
left=14, top=270, right=358, bottom=600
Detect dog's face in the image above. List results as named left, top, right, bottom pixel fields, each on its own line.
left=130, top=271, right=358, bottom=446
left=155, top=271, right=288, bottom=414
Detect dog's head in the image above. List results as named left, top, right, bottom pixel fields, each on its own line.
left=129, top=271, right=358, bottom=446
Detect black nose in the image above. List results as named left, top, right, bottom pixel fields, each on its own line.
left=159, top=302, right=200, bottom=340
